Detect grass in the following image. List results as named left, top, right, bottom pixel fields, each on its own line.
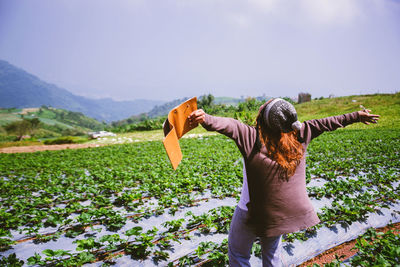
left=43, top=136, right=89, bottom=145
left=0, top=140, right=43, bottom=148
left=295, top=93, right=400, bottom=129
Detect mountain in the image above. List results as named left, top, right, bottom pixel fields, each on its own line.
left=147, top=97, right=190, bottom=118
left=0, top=60, right=164, bottom=122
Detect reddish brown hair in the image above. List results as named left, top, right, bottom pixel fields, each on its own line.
left=256, top=103, right=304, bottom=178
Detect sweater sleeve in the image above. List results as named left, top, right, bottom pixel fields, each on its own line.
left=201, top=114, right=256, bottom=158
left=300, top=111, right=360, bottom=144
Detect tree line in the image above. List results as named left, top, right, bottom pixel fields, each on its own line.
left=108, top=94, right=295, bottom=133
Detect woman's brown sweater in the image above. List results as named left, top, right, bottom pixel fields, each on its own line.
left=202, top=111, right=360, bottom=237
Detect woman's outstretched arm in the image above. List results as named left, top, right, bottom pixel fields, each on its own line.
left=188, top=109, right=256, bottom=158
left=301, top=110, right=380, bottom=144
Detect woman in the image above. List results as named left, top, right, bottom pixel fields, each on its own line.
left=188, top=98, right=379, bottom=267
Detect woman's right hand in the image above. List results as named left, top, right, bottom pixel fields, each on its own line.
left=188, top=109, right=206, bottom=126
left=358, top=109, right=380, bottom=125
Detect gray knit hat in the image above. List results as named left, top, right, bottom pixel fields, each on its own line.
left=264, top=98, right=302, bottom=133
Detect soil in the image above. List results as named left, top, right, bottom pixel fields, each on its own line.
left=300, top=222, right=400, bottom=266
left=0, top=143, right=105, bottom=153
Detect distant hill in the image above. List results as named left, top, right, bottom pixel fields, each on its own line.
left=0, top=60, right=164, bottom=122
left=0, top=106, right=106, bottom=138
left=110, top=97, right=188, bottom=127
left=147, top=97, right=190, bottom=118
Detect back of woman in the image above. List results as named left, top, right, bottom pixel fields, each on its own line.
left=188, top=99, right=379, bottom=267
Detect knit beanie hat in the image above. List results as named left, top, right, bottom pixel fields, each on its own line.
left=263, top=98, right=302, bottom=133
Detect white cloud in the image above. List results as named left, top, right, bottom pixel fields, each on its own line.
left=299, top=0, right=363, bottom=24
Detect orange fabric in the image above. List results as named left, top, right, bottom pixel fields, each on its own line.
left=163, top=97, right=198, bottom=169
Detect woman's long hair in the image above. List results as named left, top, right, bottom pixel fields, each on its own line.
left=256, top=105, right=304, bottom=178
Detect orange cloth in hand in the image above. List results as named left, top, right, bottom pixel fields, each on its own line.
left=162, top=97, right=198, bottom=170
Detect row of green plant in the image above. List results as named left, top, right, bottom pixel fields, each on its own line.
left=0, top=135, right=243, bottom=256
left=310, top=224, right=400, bottom=267
left=17, top=205, right=233, bottom=266
left=4, top=223, right=397, bottom=267
left=0, top=205, right=233, bottom=266
left=0, top=127, right=398, bottom=265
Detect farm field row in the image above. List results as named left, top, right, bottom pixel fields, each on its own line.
left=0, top=128, right=399, bottom=266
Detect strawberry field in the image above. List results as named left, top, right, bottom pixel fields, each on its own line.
left=0, top=128, right=399, bottom=266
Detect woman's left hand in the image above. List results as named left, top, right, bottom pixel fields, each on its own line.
left=358, top=110, right=380, bottom=125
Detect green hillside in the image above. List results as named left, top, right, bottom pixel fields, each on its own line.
left=295, top=93, right=400, bottom=129
left=217, top=93, right=399, bottom=130
left=0, top=106, right=105, bottom=141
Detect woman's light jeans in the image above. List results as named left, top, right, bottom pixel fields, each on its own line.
left=228, top=206, right=282, bottom=267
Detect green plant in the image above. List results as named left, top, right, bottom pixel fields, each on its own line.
left=0, top=253, right=24, bottom=266
left=350, top=227, right=400, bottom=266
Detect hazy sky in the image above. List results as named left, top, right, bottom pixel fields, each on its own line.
left=0, top=0, right=399, bottom=101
